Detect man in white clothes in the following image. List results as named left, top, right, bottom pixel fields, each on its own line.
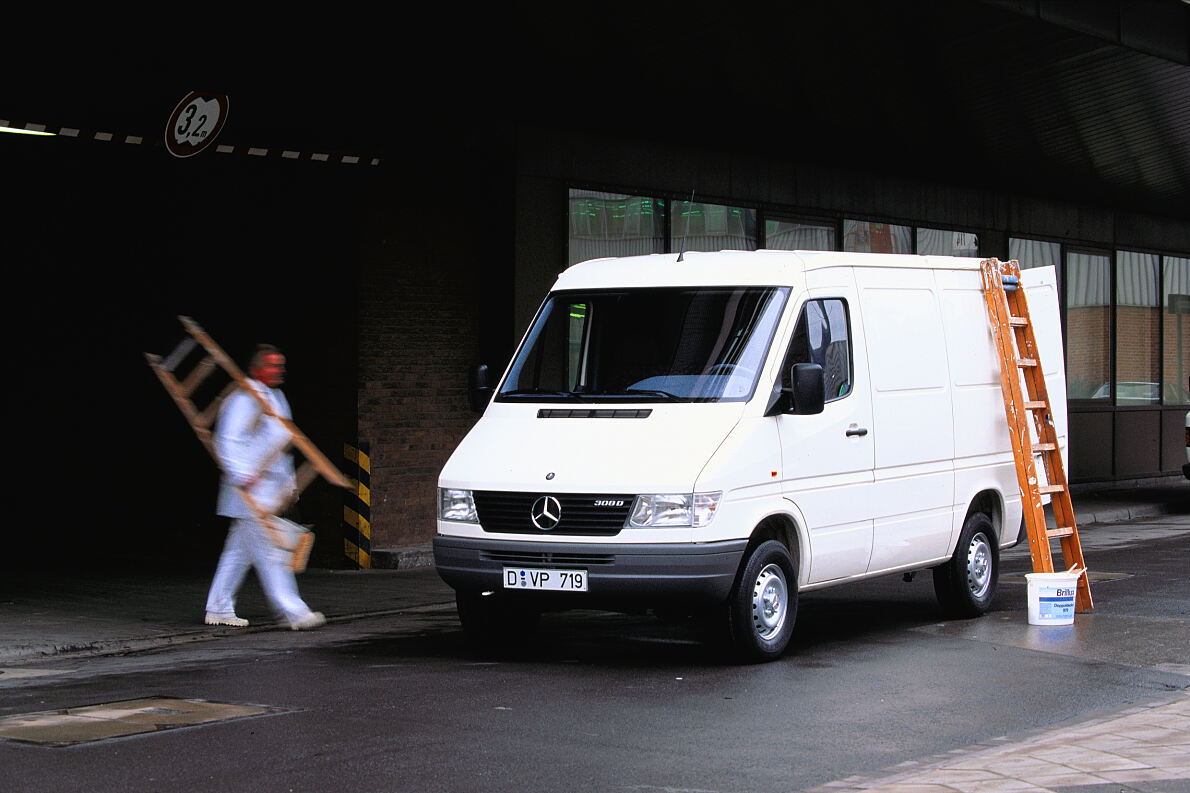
left=204, top=344, right=325, bottom=631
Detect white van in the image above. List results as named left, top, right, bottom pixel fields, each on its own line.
left=434, top=250, right=1066, bottom=661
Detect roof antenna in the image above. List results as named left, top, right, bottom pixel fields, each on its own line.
left=676, top=189, right=695, bottom=262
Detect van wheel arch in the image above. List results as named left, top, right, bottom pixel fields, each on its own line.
left=963, top=490, right=1003, bottom=545
left=741, top=514, right=801, bottom=577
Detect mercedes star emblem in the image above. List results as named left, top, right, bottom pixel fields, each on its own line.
left=530, top=495, right=562, bottom=530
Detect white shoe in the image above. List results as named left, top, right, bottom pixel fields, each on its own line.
left=205, top=612, right=249, bottom=627
left=289, top=611, right=326, bottom=631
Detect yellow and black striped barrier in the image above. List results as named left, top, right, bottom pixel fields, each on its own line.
left=343, top=442, right=372, bottom=568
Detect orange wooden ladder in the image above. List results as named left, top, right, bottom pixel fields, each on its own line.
left=145, top=316, right=349, bottom=572
left=980, top=258, right=1093, bottom=613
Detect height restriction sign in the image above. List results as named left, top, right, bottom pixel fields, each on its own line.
left=165, top=91, right=229, bottom=158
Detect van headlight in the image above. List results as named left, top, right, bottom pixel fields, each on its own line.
left=438, top=488, right=478, bottom=522
left=628, top=492, right=721, bottom=528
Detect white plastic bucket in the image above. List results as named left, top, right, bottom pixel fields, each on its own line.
left=1026, top=571, right=1079, bottom=625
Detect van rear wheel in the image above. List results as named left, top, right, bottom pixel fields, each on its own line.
left=727, top=540, right=797, bottom=662
left=933, top=512, right=998, bottom=618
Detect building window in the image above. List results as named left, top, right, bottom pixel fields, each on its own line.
left=1010, top=238, right=1061, bottom=275
left=843, top=220, right=911, bottom=254
left=671, top=200, right=757, bottom=254
left=917, top=227, right=978, bottom=256
left=1066, top=250, right=1111, bottom=400
left=764, top=218, right=836, bottom=251
left=1114, top=251, right=1160, bottom=405
left=1164, top=255, right=1190, bottom=404
left=568, top=189, right=665, bottom=267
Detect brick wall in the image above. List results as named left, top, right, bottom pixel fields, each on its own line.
left=1066, top=306, right=1109, bottom=397
left=1116, top=305, right=1160, bottom=384
left=357, top=203, right=484, bottom=549
left=1164, top=311, right=1190, bottom=402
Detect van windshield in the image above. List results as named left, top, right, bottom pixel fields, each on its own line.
left=498, top=286, right=789, bottom=403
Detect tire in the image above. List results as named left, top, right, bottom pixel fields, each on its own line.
left=726, top=540, right=798, bottom=662
left=933, top=512, right=998, bottom=618
left=455, top=590, right=540, bottom=647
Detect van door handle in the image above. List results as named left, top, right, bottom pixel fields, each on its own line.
left=846, top=427, right=869, bottom=437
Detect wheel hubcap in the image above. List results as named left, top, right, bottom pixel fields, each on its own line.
left=966, top=532, right=992, bottom=598
left=751, top=563, right=788, bottom=640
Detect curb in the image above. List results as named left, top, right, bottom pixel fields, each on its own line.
left=0, top=601, right=458, bottom=666
left=369, top=546, right=435, bottom=570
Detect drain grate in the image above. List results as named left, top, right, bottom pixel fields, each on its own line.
left=0, top=697, right=285, bottom=747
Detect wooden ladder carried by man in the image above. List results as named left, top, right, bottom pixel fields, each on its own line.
left=980, top=258, right=1093, bottom=613
left=145, top=316, right=349, bottom=572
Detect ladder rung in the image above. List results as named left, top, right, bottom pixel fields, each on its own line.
left=1038, top=485, right=1065, bottom=495
left=1016, top=358, right=1038, bottom=367
left=180, top=356, right=218, bottom=397
left=161, top=337, right=198, bottom=373
left=1047, top=526, right=1075, bottom=539
left=1008, top=317, right=1028, bottom=326
left=1033, top=443, right=1057, bottom=452
left=1024, top=401, right=1047, bottom=409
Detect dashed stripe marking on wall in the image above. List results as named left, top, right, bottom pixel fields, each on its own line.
left=1, top=118, right=381, bottom=166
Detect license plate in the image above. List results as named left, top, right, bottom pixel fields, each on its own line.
left=503, top=567, right=588, bottom=592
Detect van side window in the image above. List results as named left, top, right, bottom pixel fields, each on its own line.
left=784, top=298, right=853, bottom=401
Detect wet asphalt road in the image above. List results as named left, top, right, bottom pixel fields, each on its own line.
left=0, top=515, right=1186, bottom=793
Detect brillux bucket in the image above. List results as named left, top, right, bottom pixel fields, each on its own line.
left=1025, top=571, right=1079, bottom=625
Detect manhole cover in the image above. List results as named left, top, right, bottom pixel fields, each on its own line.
left=0, top=697, right=286, bottom=747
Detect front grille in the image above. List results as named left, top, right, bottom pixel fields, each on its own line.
left=473, top=491, right=634, bottom=536
left=537, top=408, right=652, bottom=419
left=481, top=550, right=616, bottom=566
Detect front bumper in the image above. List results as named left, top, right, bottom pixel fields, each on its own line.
left=433, top=535, right=748, bottom=605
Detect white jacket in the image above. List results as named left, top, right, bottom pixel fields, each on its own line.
left=214, top=379, right=296, bottom=518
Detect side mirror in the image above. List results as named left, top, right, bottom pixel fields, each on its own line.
left=468, top=364, right=494, bottom=413
left=791, top=363, right=825, bottom=415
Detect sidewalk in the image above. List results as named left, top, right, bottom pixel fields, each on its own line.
left=804, top=691, right=1190, bottom=793
left=0, top=566, right=456, bottom=667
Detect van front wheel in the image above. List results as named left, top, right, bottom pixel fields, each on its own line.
left=933, top=512, right=998, bottom=618
left=727, top=540, right=798, bottom=662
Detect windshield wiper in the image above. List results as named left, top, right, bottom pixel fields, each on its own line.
left=499, top=389, right=581, bottom=398
left=622, top=388, right=684, bottom=401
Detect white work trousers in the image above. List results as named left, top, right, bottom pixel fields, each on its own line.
left=205, top=517, right=315, bottom=624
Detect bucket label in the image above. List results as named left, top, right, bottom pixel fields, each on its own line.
left=1037, top=589, right=1075, bottom=620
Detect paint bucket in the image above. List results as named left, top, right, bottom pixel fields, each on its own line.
left=1025, top=571, right=1079, bottom=625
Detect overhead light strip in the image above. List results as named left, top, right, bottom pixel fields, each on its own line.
left=0, top=118, right=381, bottom=166
left=0, top=123, right=56, bottom=136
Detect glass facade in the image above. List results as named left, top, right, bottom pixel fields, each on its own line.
left=1164, top=256, right=1190, bottom=405
left=565, top=188, right=1189, bottom=423
left=843, top=219, right=911, bottom=254
left=1065, top=251, right=1111, bottom=400
left=764, top=218, right=836, bottom=251
left=918, top=227, right=978, bottom=256
left=1010, top=238, right=1061, bottom=271
left=673, top=200, right=757, bottom=254
left=568, top=190, right=665, bottom=267
left=1115, top=251, right=1160, bottom=405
